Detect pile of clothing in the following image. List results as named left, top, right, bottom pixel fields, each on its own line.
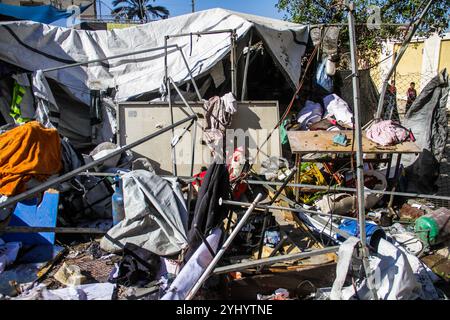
left=296, top=94, right=354, bottom=131
left=203, top=92, right=237, bottom=155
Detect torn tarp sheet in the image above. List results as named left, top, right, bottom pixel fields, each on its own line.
left=100, top=170, right=188, bottom=256
left=330, top=237, right=437, bottom=300
left=0, top=8, right=308, bottom=105
left=402, top=69, right=449, bottom=166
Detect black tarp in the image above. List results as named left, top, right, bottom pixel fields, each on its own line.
left=403, top=69, right=449, bottom=165
left=401, top=69, right=449, bottom=194
left=335, top=69, right=379, bottom=126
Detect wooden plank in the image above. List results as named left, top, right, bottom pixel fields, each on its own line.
left=287, top=130, right=421, bottom=154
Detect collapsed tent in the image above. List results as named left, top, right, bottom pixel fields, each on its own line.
left=0, top=8, right=308, bottom=105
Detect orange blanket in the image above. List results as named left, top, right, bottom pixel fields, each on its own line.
left=0, top=121, right=62, bottom=196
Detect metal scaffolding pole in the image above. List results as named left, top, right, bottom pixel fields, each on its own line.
left=165, top=36, right=178, bottom=176
left=241, top=30, right=253, bottom=101
left=347, top=1, right=377, bottom=300
left=254, top=175, right=351, bottom=240
left=168, top=77, right=197, bottom=116
left=0, top=226, right=107, bottom=234
left=165, top=78, right=198, bottom=215
left=221, top=199, right=359, bottom=222
left=85, top=172, right=450, bottom=202
left=243, top=180, right=450, bottom=202
left=230, top=29, right=238, bottom=97
left=0, top=114, right=196, bottom=210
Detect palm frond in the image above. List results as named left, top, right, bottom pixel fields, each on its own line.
left=145, top=4, right=170, bottom=18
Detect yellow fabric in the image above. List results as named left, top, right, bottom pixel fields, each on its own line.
left=0, top=121, right=62, bottom=196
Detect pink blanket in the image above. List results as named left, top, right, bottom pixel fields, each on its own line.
left=366, top=120, right=409, bottom=146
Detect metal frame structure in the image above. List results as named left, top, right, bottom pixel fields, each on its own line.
left=163, top=29, right=237, bottom=177
left=2, top=13, right=443, bottom=301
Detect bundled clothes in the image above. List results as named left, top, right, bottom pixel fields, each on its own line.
left=0, top=121, right=62, bottom=196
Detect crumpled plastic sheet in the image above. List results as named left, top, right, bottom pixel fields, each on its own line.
left=330, top=237, right=439, bottom=300
left=13, top=282, right=116, bottom=300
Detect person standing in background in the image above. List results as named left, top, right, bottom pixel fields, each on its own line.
left=405, top=82, right=417, bottom=113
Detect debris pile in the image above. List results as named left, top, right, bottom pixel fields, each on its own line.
left=0, top=8, right=449, bottom=301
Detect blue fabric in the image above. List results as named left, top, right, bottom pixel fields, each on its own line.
left=0, top=3, right=91, bottom=24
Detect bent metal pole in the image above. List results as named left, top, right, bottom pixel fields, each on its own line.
left=185, top=193, right=263, bottom=300
left=0, top=114, right=196, bottom=210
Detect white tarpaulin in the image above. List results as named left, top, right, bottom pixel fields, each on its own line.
left=0, top=8, right=308, bottom=104
left=330, top=237, right=438, bottom=300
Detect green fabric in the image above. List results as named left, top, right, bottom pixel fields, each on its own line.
left=280, top=119, right=289, bottom=145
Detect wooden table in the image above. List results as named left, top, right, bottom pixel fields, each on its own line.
left=287, top=130, right=422, bottom=202
left=287, top=131, right=421, bottom=154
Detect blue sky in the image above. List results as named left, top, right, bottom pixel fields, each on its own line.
left=97, top=0, right=285, bottom=20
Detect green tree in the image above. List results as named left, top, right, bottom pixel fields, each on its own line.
left=111, top=0, right=169, bottom=22
left=276, top=0, right=450, bottom=66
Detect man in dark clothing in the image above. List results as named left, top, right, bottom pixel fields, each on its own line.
left=405, top=82, right=417, bottom=113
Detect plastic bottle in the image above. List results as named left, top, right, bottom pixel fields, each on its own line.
left=111, top=175, right=125, bottom=225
